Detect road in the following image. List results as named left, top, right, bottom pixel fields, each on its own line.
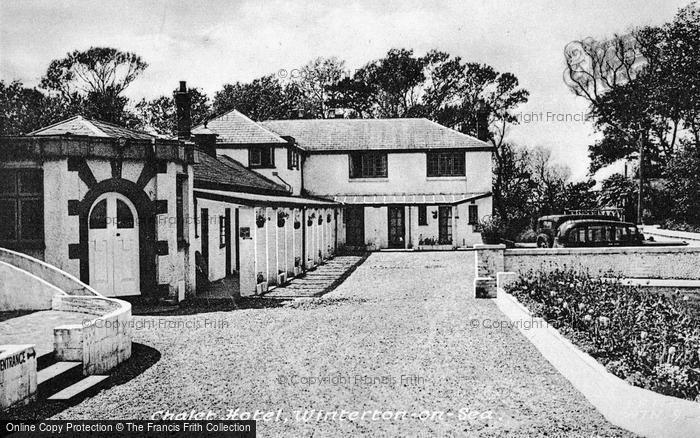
left=52, top=252, right=635, bottom=437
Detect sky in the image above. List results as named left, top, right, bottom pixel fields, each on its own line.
left=0, top=0, right=690, bottom=180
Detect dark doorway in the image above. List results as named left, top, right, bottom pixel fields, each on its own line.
left=224, top=208, right=232, bottom=275
left=201, top=208, right=209, bottom=267
left=438, top=206, right=453, bottom=244
left=346, top=206, right=365, bottom=247
left=388, top=206, right=405, bottom=248
left=234, top=208, right=240, bottom=272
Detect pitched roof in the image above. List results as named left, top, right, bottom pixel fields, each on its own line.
left=260, top=118, right=490, bottom=152
left=193, top=151, right=289, bottom=195
left=192, top=109, right=288, bottom=145
left=28, top=115, right=155, bottom=140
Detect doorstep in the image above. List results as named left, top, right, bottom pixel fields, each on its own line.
left=494, top=291, right=700, bottom=438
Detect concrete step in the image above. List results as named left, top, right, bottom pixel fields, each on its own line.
left=47, top=375, right=109, bottom=401
left=37, top=361, right=83, bottom=397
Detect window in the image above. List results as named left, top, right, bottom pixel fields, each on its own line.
left=0, top=169, right=43, bottom=249
left=426, top=151, right=465, bottom=177
left=249, top=146, right=275, bottom=168
left=418, top=206, right=427, bottom=226
left=89, top=199, right=107, bottom=229
left=176, top=174, right=187, bottom=246
left=116, top=199, right=134, bottom=228
left=287, top=148, right=300, bottom=170
left=349, top=152, right=387, bottom=178
left=468, top=204, right=479, bottom=225
left=219, top=216, right=226, bottom=248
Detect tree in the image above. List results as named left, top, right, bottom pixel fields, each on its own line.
left=0, top=80, right=81, bottom=135
left=213, top=75, right=299, bottom=121
left=491, top=143, right=537, bottom=237
left=332, top=49, right=427, bottom=118
left=663, top=146, right=700, bottom=224
left=40, top=47, right=147, bottom=123
left=135, top=87, right=211, bottom=135
left=288, top=57, right=347, bottom=118
left=565, top=4, right=700, bottom=174
left=528, top=147, right=571, bottom=217
left=598, top=173, right=639, bottom=222
left=557, top=180, right=598, bottom=213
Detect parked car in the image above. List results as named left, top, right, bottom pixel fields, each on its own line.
left=535, top=214, right=619, bottom=248
left=554, top=219, right=644, bottom=247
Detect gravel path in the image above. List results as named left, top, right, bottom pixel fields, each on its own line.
left=51, top=252, right=636, bottom=437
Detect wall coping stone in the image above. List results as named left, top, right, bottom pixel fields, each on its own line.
left=505, top=245, right=700, bottom=256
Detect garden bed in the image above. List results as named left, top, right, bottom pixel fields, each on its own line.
left=504, top=268, right=700, bottom=402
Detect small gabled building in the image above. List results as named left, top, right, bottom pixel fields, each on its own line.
left=0, top=115, right=197, bottom=300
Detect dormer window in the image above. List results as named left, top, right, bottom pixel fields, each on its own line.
left=249, top=146, right=275, bottom=168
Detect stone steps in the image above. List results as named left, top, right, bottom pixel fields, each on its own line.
left=37, top=361, right=83, bottom=397
left=36, top=351, right=109, bottom=402
left=262, top=255, right=367, bottom=299
left=47, top=375, right=109, bottom=401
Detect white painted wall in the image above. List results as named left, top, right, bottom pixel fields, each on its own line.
left=11, top=156, right=196, bottom=299
left=303, top=150, right=492, bottom=196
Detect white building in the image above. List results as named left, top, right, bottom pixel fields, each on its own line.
left=0, top=83, right=493, bottom=300
left=262, top=118, right=493, bottom=249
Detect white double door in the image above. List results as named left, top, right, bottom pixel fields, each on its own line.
left=88, top=193, right=140, bottom=296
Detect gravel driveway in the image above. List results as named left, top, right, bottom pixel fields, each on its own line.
left=53, top=252, right=636, bottom=437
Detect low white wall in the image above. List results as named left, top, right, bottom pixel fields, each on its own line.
left=0, top=261, right=64, bottom=311
left=52, top=295, right=132, bottom=375
left=0, top=344, right=37, bottom=409
left=641, top=225, right=700, bottom=242
left=0, top=248, right=96, bottom=296
left=503, top=246, right=700, bottom=280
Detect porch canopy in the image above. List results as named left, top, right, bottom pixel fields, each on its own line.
left=194, top=188, right=340, bottom=208
left=332, top=192, right=491, bottom=206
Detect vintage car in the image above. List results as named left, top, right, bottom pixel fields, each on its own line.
left=535, top=214, right=619, bottom=248
left=553, top=219, right=644, bottom=248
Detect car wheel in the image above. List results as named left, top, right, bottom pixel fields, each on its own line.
left=536, top=237, right=550, bottom=248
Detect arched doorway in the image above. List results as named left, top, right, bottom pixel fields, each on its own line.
left=88, top=192, right=140, bottom=296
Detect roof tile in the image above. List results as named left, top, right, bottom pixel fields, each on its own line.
left=28, top=115, right=155, bottom=140
left=261, top=118, right=490, bottom=152
left=193, top=110, right=288, bottom=145
left=193, top=151, right=288, bottom=194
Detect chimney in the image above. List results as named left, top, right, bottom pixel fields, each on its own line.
left=193, top=123, right=218, bottom=157
left=174, top=81, right=191, bottom=141
left=476, top=110, right=489, bottom=142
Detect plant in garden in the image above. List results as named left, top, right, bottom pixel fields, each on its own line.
left=475, top=216, right=504, bottom=244
left=505, top=268, right=700, bottom=401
